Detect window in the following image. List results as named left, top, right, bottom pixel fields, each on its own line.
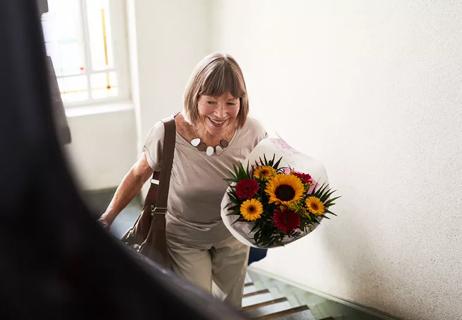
left=41, top=0, right=129, bottom=106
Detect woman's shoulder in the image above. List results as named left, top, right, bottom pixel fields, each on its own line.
left=143, top=114, right=177, bottom=170
left=145, top=114, right=178, bottom=142
left=241, top=116, right=267, bottom=139
left=145, top=120, right=165, bottom=143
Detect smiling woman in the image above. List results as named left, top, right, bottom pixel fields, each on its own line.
left=99, top=53, right=268, bottom=308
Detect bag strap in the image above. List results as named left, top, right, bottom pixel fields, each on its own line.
left=144, top=117, right=176, bottom=213
left=156, top=118, right=176, bottom=210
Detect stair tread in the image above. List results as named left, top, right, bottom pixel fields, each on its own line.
left=253, top=305, right=310, bottom=320
left=242, top=297, right=289, bottom=312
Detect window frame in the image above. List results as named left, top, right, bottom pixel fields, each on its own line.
left=44, top=0, right=130, bottom=108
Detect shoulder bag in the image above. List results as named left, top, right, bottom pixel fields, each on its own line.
left=121, top=118, right=175, bottom=269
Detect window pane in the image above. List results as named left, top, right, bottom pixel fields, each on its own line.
left=90, top=72, right=118, bottom=99
left=42, top=0, right=86, bottom=76
left=58, top=76, right=89, bottom=103
left=86, top=0, right=114, bottom=71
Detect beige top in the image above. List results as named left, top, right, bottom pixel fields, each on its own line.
left=144, top=115, right=267, bottom=245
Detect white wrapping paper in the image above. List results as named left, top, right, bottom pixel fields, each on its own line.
left=220, top=138, right=329, bottom=248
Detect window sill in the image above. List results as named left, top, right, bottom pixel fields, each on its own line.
left=65, top=101, right=134, bottom=118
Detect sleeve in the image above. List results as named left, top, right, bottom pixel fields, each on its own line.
left=248, top=117, right=268, bottom=148
left=143, top=121, right=165, bottom=171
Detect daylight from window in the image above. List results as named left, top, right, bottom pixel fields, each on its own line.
left=42, top=0, right=123, bottom=105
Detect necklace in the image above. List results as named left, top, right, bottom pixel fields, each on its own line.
left=190, top=137, right=229, bottom=156
left=180, top=114, right=235, bottom=156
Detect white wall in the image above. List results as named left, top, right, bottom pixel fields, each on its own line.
left=65, top=107, right=137, bottom=190
left=127, top=0, right=211, bottom=149
left=210, top=1, right=462, bottom=319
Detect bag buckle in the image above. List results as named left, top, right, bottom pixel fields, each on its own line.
left=150, top=204, right=167, bottom=215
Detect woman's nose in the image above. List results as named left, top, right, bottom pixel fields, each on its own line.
left=214, top=103, right=226, bottom=118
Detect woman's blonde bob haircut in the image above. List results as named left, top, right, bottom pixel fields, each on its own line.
left=183, top=53, right=249, bottom=128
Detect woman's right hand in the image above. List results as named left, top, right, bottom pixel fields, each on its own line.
left=98, top=153, right=152, bottom=231
left=98, top=214, right=112, bottom=230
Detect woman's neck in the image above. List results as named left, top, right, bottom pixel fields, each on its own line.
left=193, top=122, right=236, bottom=146
left=177, top=113, right=236, bottom=147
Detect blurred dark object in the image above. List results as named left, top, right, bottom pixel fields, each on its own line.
left=46, top=56, right=71, bottom=144
left=0, top=1, right=244, bottom=319
left=248, top=248, right=268, bottom=265
left=37, top=0, right=72, bottom=145
left=36, top=0, right=48, bottom=15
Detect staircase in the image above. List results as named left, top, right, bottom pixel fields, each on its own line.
left=242, top=273, right=316, bottom=320
left=242, top=269, right=397, bottom=320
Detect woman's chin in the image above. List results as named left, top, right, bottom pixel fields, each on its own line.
left=205, top=124, right=227, bottom=136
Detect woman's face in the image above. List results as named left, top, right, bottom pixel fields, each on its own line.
left=197, top=92, right=240, bottom=136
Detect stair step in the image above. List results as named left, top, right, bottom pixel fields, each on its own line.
left=244, top=285, right=258, bottom=295
left=242, top=297, right=289, bottom=312
left=244, top=298, right=292, bottom=318
left=245, top=273, right=253, bottom=283
left=243, top=288, right=270, bottom=298
left=242, top=291, right=274, bottom=307
left=253, top=305, right=311, bottom=320
left=245, top=282, right=254, bottom=287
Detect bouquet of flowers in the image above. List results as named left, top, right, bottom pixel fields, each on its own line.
left=221, top=138, right=340, bottom=248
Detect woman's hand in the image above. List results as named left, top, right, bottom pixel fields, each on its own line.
left=98, top=214, right=112, bottom=230
left=98, top=153, right=153, bottom=231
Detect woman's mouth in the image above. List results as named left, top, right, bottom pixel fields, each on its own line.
left=207, top=117, right=227, bottom=128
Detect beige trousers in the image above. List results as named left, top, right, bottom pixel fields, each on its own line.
left=166, top=234, right=249, bottom=308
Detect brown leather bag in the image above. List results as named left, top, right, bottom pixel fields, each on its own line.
left=121, top=118, right=176, bottom=269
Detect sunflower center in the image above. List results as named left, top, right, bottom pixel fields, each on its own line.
left=311, top=203, right=319, bottom=210
left=248, top=205, right=256, bottom=213
left=275, top=185, right=295, bottom=201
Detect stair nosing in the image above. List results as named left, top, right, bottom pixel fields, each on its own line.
left=242, top=288, right=270, bottom=298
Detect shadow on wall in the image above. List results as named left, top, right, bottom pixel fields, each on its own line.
left=0, top=1, right=245, bottom=319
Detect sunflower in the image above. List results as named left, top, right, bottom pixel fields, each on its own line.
left=253, top=165, right=277, bottom=180
left=240, top=199, right=264, bottom=221
left=265, top=174, right=304, bottom=206
left=305, top=196, right=325, bottom=215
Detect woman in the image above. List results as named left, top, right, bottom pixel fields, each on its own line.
left=99, top=53, right=266, bottom=307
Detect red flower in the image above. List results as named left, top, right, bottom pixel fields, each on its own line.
left=235, top=179, right=259, bottom=200
left=292, top=171, right=313, bottom=185
left=273, top=207, right=301, bottom=234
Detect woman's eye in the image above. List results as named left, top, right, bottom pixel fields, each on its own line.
left=227, top=102, right=237, bottom=106
left=207, top=101, right=216, bottom=104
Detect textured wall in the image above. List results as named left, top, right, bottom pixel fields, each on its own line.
left=210, top=1, right=462, bottom=319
